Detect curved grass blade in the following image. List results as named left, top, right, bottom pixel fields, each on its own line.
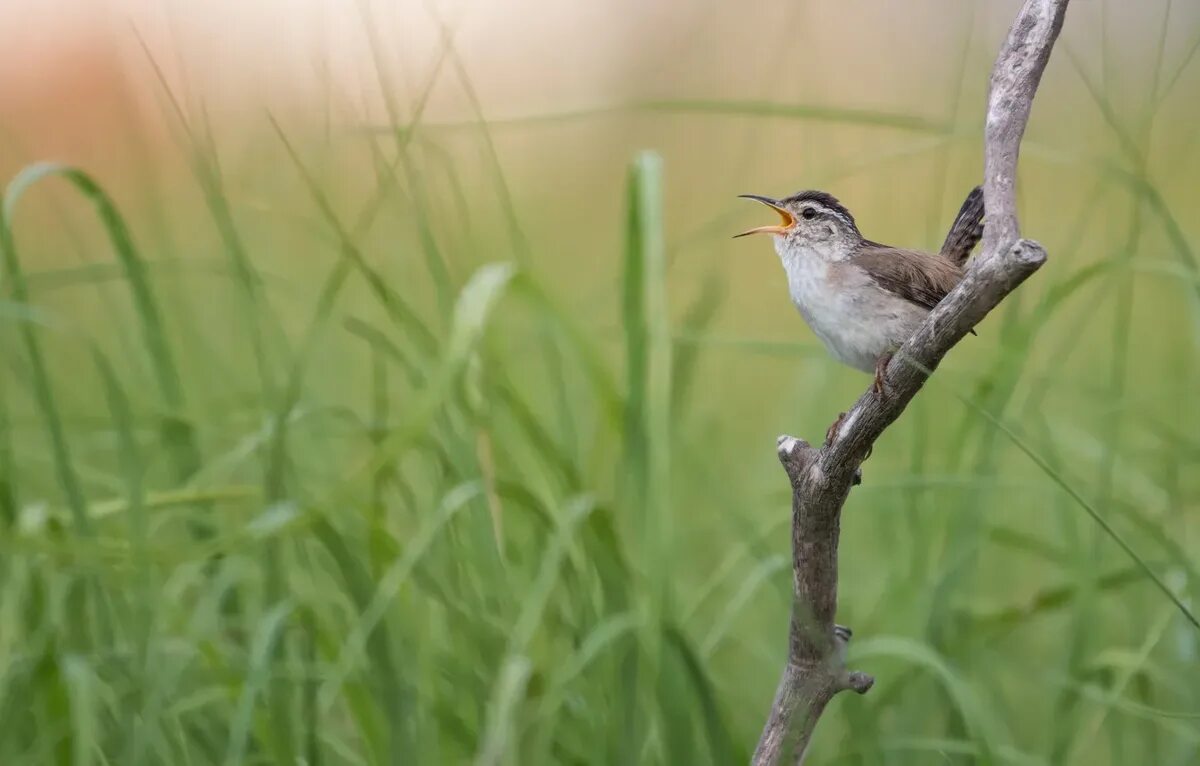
left=317, top=482, right=484, bottom=715
left=5, top=163, right=207, bottom=531
left=6, top=164, right=185, bottom=406
left=263, top=255, right=354, bottom=501
left=92, top=348, right=154, bottom=648
left=1064, top=607, right=1177, bottom=763
left=267, top=115, right=439, bottom=357
left=663, top=623, right=742, bottom=764
left=310, top=517, right=406, bottom=762
left=950, top=389, right=1200, bottom=631
left=699, top=554, right=788, bottom=657
left=477, top=498, right=597, bottom=765
left=222, top=601, right=292, bottom=766
left=474, top=656, right=532, bottom=766
left=338, top=263, right=516, bottom=494
left=531, top=612, right=640, bottom=722
left=0, top=175, right=92, bottom=535
left=853, top=636, right=999, bottom=763
left=514, top=277, right=623, bottom=424
left=134, top=31, right=284, bottom=396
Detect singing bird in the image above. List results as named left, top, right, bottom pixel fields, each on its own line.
left=735, top=187, right=983, bottom=440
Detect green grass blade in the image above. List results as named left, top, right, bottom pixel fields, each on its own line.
left=0, top=179, right=92, bottom=535
left=618, top=148, right=673, bottom=762
left=952, top=391, right=1200, bottom=631
left=854, top=636, right=999, bottom=764
left=6, top=164, right=186, bottom=408
left=478, top=498, right=596, bottom=764
left=638, top=98, right=953, bottom=133
left=91, top=349, right=152, bottom=628
left=267, top=114, right=439, bottom=357
left=310, top=518, right=406, bottom=761
left=222, top=601, right=292, bottom=766
left=474, top=656, right=532, bottom=766
left=336, top=263, right=515, bottom=493
left=318, top=482, right=484, bottom=716
left=622, top=151, right=672, bottom=550
left=5, top=163, right=208, bottom=530
left=0, top=363, right=15, bottom=527
left=61, top=655, right=98, bottom=766
left=698, top=554, right=788, bottom=657
left=134, top=32, right=285, bottom=398
left=665, top=624, right=742, bottom=764
left=670, top=275, right=725, bottom=415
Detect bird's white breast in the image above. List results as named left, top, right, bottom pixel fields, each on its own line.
left=776, top=242, right=925, bottom=373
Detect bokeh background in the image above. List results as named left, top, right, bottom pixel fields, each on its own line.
left=1, top=1, right=1198, bottom=764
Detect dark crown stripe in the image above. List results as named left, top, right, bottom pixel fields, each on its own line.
left=781, top=190, right=858, bottom=230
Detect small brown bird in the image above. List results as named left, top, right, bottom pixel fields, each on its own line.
left=735, top=187, right=983, bottom=441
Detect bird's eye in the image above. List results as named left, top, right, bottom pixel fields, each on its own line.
left=801, top=207, right=817, bottom=220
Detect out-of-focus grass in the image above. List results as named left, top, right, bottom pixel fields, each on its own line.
left=2, top=5, right=1199, bottom=765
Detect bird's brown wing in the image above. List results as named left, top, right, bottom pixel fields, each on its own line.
left=851, top=245, right=964, bottom=311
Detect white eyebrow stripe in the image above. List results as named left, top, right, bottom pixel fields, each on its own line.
left=805, top=203, right=854, bottom=230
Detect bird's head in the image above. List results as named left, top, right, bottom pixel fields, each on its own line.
left=734, top=190, right=862, bottom=259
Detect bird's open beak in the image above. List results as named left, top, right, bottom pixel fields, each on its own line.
left=733, top=195, right=795, bottom=238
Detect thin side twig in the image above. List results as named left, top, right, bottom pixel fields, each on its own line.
left=752, top=1, right=1071, bottom=763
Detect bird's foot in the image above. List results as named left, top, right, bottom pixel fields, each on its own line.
left=872, top=352, right=894, bottom=398
left=825, top=411, right=847, bottom=447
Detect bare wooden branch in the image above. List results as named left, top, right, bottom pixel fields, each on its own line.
left=752, top=2, right=1070, bottom=763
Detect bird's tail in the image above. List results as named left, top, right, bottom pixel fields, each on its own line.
left=939, top=185, right=984, bottom=266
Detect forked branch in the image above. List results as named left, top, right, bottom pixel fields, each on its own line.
left=752, top=1, right=1070, bottom=763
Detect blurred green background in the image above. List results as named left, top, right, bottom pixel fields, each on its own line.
left=1, top=0, right=1198, bottom=763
